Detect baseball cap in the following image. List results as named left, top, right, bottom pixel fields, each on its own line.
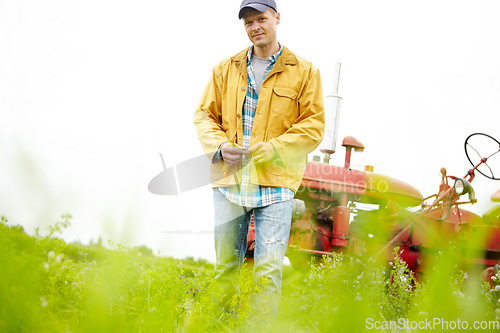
left=238, top=0, right=277, bottom=19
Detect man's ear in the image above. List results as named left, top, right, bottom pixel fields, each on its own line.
left=275, top=12, right=280, bottom=25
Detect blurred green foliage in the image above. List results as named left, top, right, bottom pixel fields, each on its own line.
left=1, top=214, right=499, bottom=332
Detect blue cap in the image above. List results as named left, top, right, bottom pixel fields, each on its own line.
left=238, top=0, right=277, bottom=19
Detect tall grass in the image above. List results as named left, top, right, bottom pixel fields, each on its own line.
left=1, top=215, right=499, bottom=332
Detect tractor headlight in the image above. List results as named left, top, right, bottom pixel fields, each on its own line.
left=453, top=178, right=472, bottom=196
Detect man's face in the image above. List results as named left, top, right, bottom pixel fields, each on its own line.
left=242, top=8, right=280, bottom=50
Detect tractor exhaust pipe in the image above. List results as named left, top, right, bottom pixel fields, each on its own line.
left=320, top=63, right=342, bottom=164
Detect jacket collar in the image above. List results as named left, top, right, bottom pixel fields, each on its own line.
left=232, top=45, right=298, bottom=79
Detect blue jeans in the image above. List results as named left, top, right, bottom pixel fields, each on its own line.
left=212, top=189, right=293, bottom=315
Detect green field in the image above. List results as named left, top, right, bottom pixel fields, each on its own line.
left=1, top=214, right=499, bottom=332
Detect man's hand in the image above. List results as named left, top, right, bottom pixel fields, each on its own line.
left=220, top=142, right=247, bottom=166
left=249, top=142, right=276, bottom=164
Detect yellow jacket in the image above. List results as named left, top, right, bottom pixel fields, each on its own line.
left=193, top=46, right=325, bottom=192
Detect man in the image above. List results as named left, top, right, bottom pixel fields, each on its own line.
left=193, top=0, right=324, bottom=316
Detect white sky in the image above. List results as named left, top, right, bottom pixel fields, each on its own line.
left=1, top=0, right=500, bottom=261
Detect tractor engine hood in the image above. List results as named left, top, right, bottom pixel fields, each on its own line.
left=298, top=161, right=423, bottom=207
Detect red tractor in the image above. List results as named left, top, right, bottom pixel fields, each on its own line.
left=244, top=64, right=500, bottom=279
left=245, top=132, right=500, bottom=282
left=149, top=64, right=500, bottom=282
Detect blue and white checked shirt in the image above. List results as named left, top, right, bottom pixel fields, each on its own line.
left=220, top=45, right=294, bottom=208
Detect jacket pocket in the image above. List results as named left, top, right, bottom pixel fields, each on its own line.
left=271, top=87, right=298, bottom=115
left=265, top=156, right=306, bottom=178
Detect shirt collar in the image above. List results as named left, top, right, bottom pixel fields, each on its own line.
left=246, top=43, right=283, bottom=65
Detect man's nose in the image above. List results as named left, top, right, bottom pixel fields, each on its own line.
left=251, top=22, right=261, bottom=31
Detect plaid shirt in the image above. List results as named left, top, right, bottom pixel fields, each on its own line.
left=220, top=45, right=294, bottom=208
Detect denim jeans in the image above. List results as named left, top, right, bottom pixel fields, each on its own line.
left=212, top=188, right=293, bottom=316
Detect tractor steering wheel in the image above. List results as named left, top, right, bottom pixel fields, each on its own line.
left=465, top=133, right=500, bottom=180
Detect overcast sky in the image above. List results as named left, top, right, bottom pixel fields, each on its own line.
left=1, top=0, right=500, bottom=261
